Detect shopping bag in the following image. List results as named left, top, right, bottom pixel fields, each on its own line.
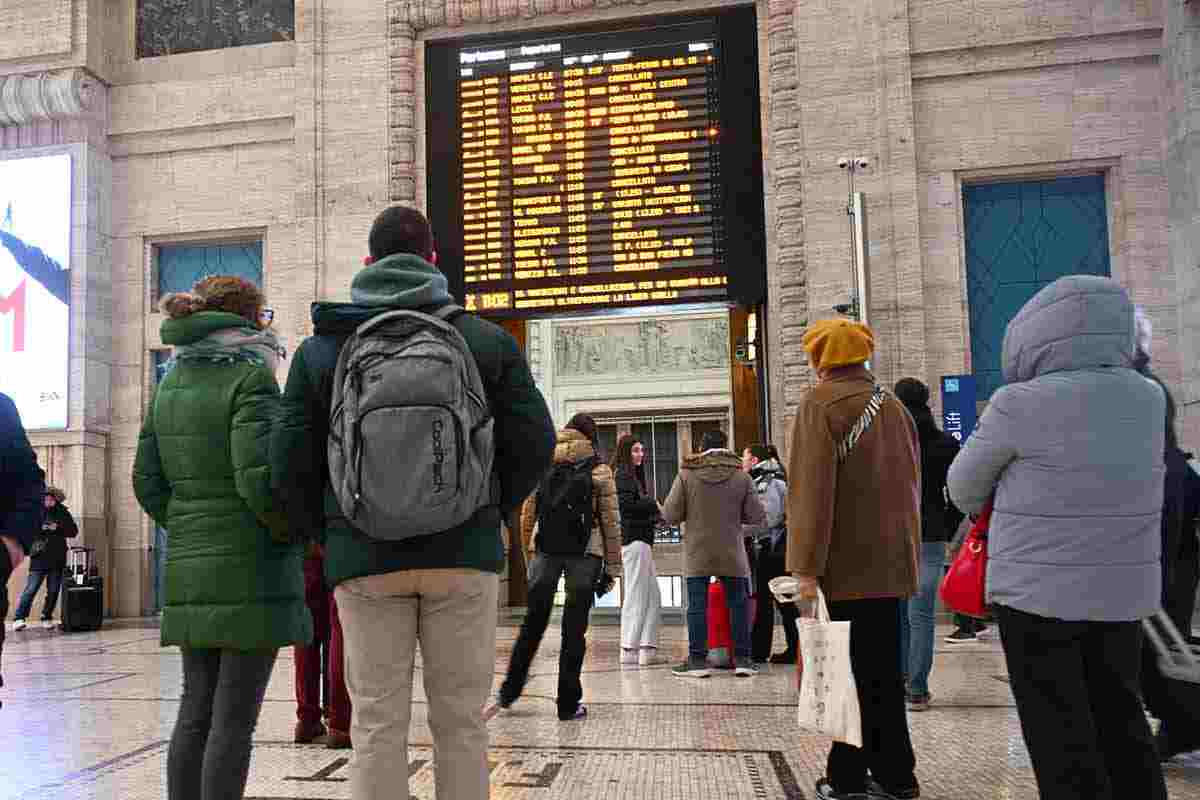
left=795, top=588, right=862, bottom=748
left=939, top=499, right=992, bottom=618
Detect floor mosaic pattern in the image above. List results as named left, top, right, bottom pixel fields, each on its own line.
left=1, top=620, right=1197, bottom=799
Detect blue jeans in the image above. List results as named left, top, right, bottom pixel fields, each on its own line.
left=685, top=576, right=751, bottom=662
left=906, top=542, right=945, bottom=697
left=14, top=569, right=62, bottom=621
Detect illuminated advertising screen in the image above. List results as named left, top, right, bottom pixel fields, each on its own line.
left=426, top=10, right=765, bottom=317
left=0, top=154, right=71, bottom=430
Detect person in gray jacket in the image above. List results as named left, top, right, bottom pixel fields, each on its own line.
left=947, top=275, right=1167, bottom=800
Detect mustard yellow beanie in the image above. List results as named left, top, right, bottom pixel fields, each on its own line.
left=802, top=318, right=875, bottom=371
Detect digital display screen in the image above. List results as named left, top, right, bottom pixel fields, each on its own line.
left=427, top=11, right=765, bottom=317
left=0, top=154, right=71, bottom=430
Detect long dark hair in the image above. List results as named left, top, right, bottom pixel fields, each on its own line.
left=611, top=434, right=648, bottom=493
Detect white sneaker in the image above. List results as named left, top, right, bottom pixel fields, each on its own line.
left=41, top=620, right=56, bottom=630
left=620, top=648, right=639, bottom=665
left=638, top=648, right=668, bottom=666
left=12, top=620, right=25, bottom=631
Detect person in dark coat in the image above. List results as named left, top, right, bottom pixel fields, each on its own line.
left=12, top=486, right=78, bottom=630
left=0, top=392, right=46, bottom=702
left=893, top=378, right=963, bottom=712
left=271, top=206, right=555, bottom=800
left=614, top=434, right=666, bottom=666
left=1135, top=320, right=1200, bottom=761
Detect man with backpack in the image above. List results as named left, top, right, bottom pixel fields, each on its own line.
left=492, top=413, right=621, bottom=722
left=270, top=206, right=556, bottom=800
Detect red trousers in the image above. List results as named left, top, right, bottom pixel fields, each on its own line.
left=295, top=554, right=352, bottom=731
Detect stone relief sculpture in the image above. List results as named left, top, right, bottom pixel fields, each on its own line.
left=554, top=318, right=729, bottom=378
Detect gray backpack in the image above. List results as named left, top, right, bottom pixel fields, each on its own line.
left=327, top=305, right=495, bottom=540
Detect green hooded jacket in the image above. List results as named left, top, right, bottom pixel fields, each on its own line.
left=269, top=254, right=556, bottom=586
left=132, top=311, right=312, bottom=650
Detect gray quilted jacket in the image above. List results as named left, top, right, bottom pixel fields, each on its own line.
left=947, top=276, right=1164, bottom=622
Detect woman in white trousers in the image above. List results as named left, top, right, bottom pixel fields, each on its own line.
left=612, top=435, right=666, bottom=666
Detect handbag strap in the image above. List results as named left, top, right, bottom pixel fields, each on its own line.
left=814, top=586, right=832, bottom=623
left=836, top=386, right=886, bottom=463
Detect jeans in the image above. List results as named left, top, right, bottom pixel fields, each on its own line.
left=167, top=648, right=278, bottom=800
left=295, top=554, right=351, bottom=731
left=906, top=542, right=945, bottom=697
left=337, top=569, right=498, bottom=800
left=620, top=542, right=661, bottom=649
left=751, top=548, right=798, bottom=660
left=685, top=576, right=751, bottom=662
left=14, top=568, right=62, bottom=621
left=826, top=598, right=918, bottom=795
left=501, top=553, right=601, bottom=718
left=997, top=605, right=1166, bottom=800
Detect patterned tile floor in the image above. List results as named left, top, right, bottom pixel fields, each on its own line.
left=1, top=619, right=1198, bottom=799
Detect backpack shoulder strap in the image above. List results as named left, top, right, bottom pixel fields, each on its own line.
left=432, top=303, right=465, bottom=322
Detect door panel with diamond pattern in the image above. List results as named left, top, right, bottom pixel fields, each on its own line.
left=963, top=175, right=1111, bottom=399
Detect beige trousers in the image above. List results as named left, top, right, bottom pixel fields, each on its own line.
left=336, top=569, right=499, bottom=800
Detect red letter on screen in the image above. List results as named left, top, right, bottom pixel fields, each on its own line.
left=0, top=280, right=27, bottom=352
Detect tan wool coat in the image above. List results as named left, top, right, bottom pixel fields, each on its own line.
left=786, top=367, right=921, bottom=601
left=661, top=449, right=766, bottom=578
left=521, top=428, right=622, bottom=569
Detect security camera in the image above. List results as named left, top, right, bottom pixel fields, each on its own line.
left=833, top=302, right=855, bottom=315
left=837, top=158, right=850, bottom=170
left=855, top=157, right=870, bottom=169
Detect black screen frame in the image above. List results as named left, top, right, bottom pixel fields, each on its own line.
left=425, top=6, right=766, bottom=317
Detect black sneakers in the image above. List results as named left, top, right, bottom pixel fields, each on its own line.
left=944, top=627, right=980, bottom=643
left=671, top=659, right=711, bottom=679
left=867, top=777, right=921, bottom=799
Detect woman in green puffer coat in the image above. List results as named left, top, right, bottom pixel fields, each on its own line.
left=132, top=276, right=311, bottom=800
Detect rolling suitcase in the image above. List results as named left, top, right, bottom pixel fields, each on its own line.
left=61, top=547, right=103, bottom=633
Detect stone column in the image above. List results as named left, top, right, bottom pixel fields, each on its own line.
left=1167, top=2, right=1200, bottom=446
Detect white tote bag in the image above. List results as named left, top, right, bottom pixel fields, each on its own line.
left=795, top=588, right=863, bottom=748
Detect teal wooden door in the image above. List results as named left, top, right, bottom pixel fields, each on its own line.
left=963, top=175, right=1111, bottom=399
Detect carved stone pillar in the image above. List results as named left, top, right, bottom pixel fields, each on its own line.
left=388, top=7, right=418, bottom=203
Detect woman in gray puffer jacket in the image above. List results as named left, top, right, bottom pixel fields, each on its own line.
left=947, top=275, right=1166, bottom=800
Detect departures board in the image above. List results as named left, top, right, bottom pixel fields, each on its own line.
left=426, top=11, right=765, bottom=317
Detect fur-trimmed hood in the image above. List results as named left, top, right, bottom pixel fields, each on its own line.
left=681, top=449, right=743, bottom=484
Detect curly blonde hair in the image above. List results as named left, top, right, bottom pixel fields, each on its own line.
left=160, top=275, right=264, bottom=324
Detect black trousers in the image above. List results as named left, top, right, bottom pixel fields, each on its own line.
left=751, top=547, right=798, bottom=660
left=825, top=597, right=917, bottom=794
left=500, top=553, right=600, bottom=719
left=0, top=545, right=10, bottom=701
left=997, top=605, right=1166, bottom=800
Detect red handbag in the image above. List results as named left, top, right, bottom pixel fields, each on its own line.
left=939, top=499, right=993, bottom=618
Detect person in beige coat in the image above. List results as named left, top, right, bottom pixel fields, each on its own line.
left=494, top=413, right=621, bottom=722
left=661, top=429, right=766, bottom=679
left=785, top=318, right=920, bottom=800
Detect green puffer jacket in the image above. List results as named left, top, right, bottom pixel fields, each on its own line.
left=270, top=254, right=556, bottom=587
left=132, top=312, right=311, bottom=651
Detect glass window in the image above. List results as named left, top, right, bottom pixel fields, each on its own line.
left=553, top=577, right=622, bottom=608
left=156, top=241, right=263, bottom=301
left=691, top=419, right=723, bottom=450
left=657, top=576, right=683, bottom=607
left=137, top=1, right=295, bottom=59
left=596, top=424, right=618, bottom=466
left=632, top=421, right=678, bottom=501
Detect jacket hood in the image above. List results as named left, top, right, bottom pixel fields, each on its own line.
left=350, top=253, right=454, bottom=308
left=160, top=311, right=258, bottom=346
left=1002, top=276, right=1135, bottom=384
left=310, top=253, right=456, bottom=336
left=750, top=459, right=784, bottom=481
left=554, top=428, right=597, bottom=464
left=682, top=449, right=743, bottom=484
